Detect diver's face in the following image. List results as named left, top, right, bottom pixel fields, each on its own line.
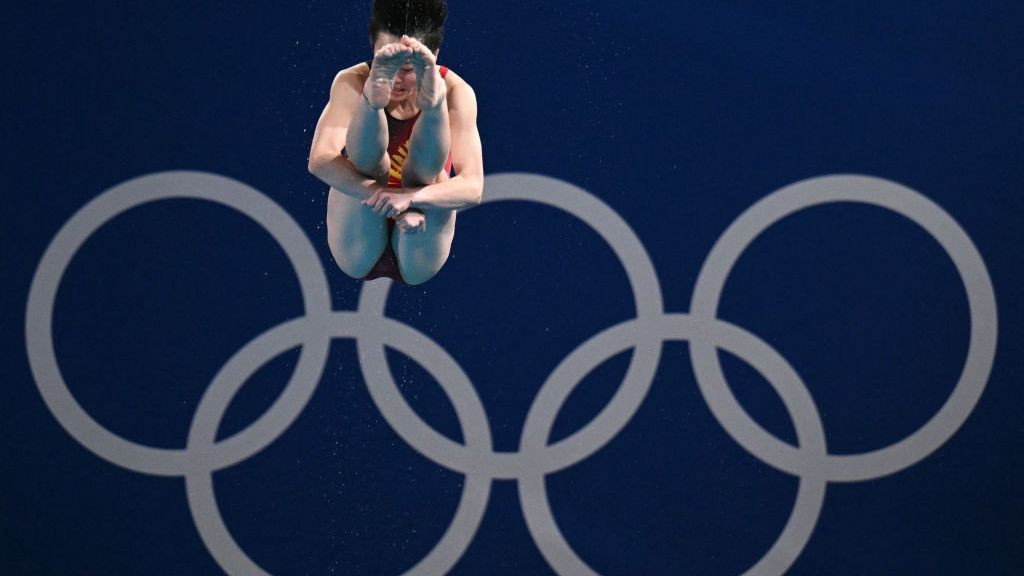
left=391, top=63, right=417, bottom=101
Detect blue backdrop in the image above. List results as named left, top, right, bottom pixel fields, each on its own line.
left=3, top=1, right=1022, bottom=574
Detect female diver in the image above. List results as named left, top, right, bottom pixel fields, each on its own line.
left=307, top=0, right=484, bottom=285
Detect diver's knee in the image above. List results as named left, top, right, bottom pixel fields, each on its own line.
left=396, top=246, right=450, bottom=285
left=328, top=238, right=385, bottom=279
left=331, top=251, right=372, bottom=279
left=398, top=266, right=438, bottom=286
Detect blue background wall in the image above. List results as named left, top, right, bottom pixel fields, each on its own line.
left=2, top=1, right=1021, bottom=574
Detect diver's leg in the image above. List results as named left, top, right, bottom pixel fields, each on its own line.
left=326, top=187, right=389, bottom=279
left=402, top=55, right=450, bottom=184
left=394, top=171, right=456, bottom=285
left=403, top=103, right=450, bottom=184
left=346, top=102, right=389, bottom=180
left=346, top=44, right=410, bottom=178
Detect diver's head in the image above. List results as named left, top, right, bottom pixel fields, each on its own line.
left=369, top=0, right=447, bottom=55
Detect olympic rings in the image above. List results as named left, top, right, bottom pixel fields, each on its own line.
left=26, top=171, right=997, bottom=575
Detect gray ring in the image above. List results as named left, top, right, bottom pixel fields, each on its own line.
left=356, top=173, right=665, bottom=478
left=690, top=174, right=998, bottom=481
left=24, top=171, right=332, bottom=476
left=184, top=312, right=491, bottom=576
left=518, top=315, right=828, bottom=576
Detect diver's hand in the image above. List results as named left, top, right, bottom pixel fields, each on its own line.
left=395, top=209, right=426, bottom=234
left=362, top=188, right=414, bottom=219
left=401, top=35, right=445, bottom=110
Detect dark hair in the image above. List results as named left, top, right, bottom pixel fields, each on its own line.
left=369, top=0, right=447, bottom=53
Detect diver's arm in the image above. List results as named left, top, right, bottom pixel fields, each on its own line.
left=408, top=81, right=484, bottom=211
left=311, top=154, right=387, bottom=202
left=307, top=67, right=385, bottom=201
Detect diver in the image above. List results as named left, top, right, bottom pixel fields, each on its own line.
left=307, top=0, right=484, bottom=285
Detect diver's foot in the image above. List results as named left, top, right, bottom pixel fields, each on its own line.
left=414, top=63, right=446, bottom=110
left=402, top=36, right=446, bottom=110
left=364, top=43, right=411, bottom=109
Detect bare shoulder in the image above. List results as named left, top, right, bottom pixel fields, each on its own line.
left=443, top=69, right=477, bottom=109
left=332, top=62, right=371, bottom=93
left=443, top=68, right=470, bottom=91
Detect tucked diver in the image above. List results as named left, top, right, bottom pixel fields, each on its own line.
left=308, top=0, right=484, bottom=285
